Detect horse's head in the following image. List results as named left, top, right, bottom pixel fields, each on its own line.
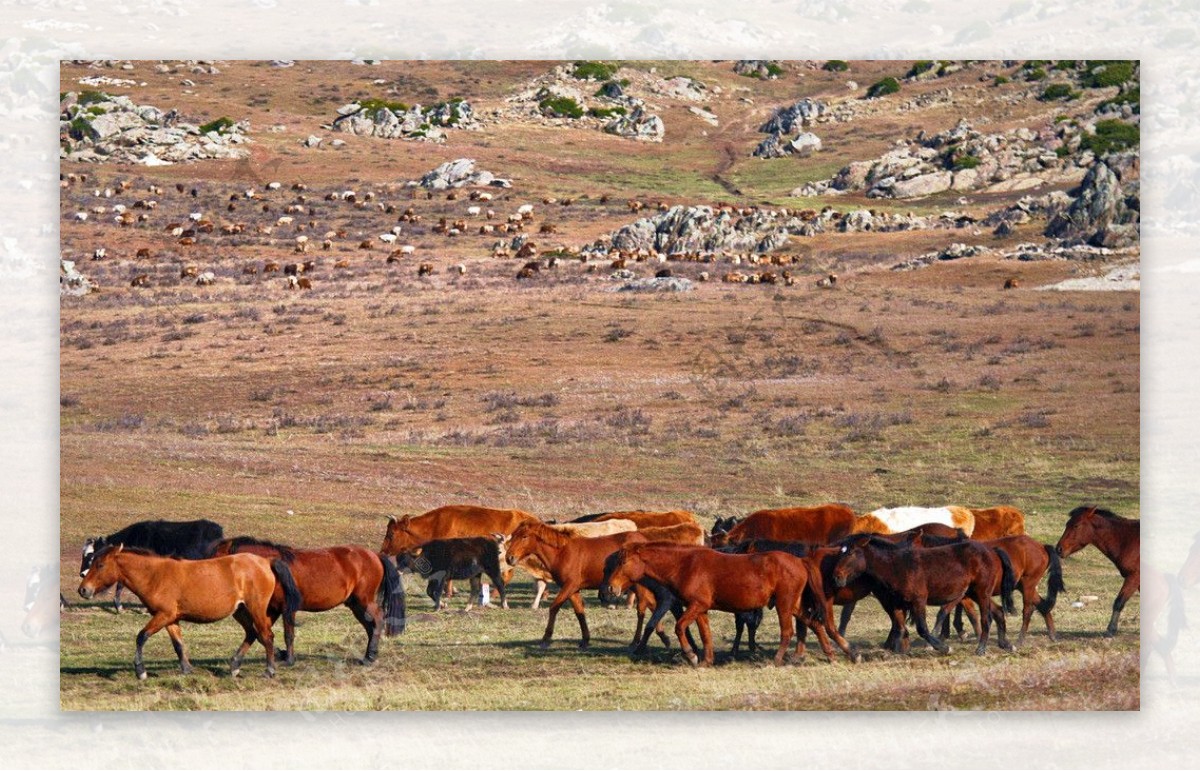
left=600, top=545, right=644, bottom=601
left=1180, top=533, right=1200, bottom=589
left=78, top=543, right=123, bottom=599
left=79, top=536, right=106, bottom=577
left=1056, top=506, right=1099, bottom=558
left=832, top=542, right=867, bottom=588
left=504, top=522, right=541, bottom=566
left=381, top=515, right=417, bottom=556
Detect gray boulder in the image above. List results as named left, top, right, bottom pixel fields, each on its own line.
left=760, top=99, right=826, bottom=134
left=417, top=158, right=502, bottom=189
left=604, top=107, right=664, bottom=142
left=1044, top=158, right=1139, bottom=247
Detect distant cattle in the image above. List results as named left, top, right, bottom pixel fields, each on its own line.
left=129, top=274, right=149, bottom=288
left=1004, top=278, right=1019, bottom=289
left=417, top=262, right=434, bottom=277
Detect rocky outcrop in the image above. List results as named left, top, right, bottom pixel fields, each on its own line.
left=600, top=206, right=799, bottom=255
left=415, top=158, right=511, bottom=190
left=60, top=259, right=96, bottom=295
left=754, top=99, right=826, bottom=158
left=59, top=93, right=250, bottom=164
left=794, top=119, right=1088, bottom=199
left=1044, top=155, right=1139, bottom=247
left=753, top=131, right=821, bottom=158
left=761, top=99, right=827, bottom=134
left=604, top=107, right=664, bottom=142
left=331, top=99, right=477, bottom=143
left=734, top=60, right=781, bottom=79
left=891, top=243, right=991, bottom=271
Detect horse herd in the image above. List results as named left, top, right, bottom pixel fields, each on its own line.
left=71, top=503, right=1141, bottom=680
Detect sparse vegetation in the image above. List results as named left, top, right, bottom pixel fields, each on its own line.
left=1080, top=119, right=1140, bottom=156
left=1039, top=83, right=1079, bottom=101
left=539, top=95, right=585, bottom=119
left=906, top=60, right=936, bottom=78
left=198, top=116, right=235, bottom=134
left=823, top=60, right=849, bottom=72
left=1081, top=60, right=1136, bottom=89
left=571, top=61, right=619, bottom=81
left=866, top=76, right=901, bottom=98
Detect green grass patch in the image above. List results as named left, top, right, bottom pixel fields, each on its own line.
left=198, top=116, right=235, bottom=134
left=539, top=96, right=585, bottom=119
left=1081, top=60, right=1136, bottom=89
left=866, top=77, right=901, bottom=98
left=906, top=60, right=936, bottom=78
left=823, top=60, right=849, bottom=72
left=1039, top=83, right=1079, bottom=102
left=572, top=61, right=619, bottom=81
left=1080, top=119, right=1139, bottom=156
left=358, top=98, right=410, bottom=114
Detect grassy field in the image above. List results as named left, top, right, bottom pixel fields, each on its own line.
left=58, top=59, right=1140, bottom=710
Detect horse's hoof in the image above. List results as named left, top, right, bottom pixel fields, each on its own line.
left=137, top=671, right=147, bottom=681
left=1000, top=641, right=1014, bottom=652
left=1103, top=629, right=1117, bottom=639
left=538, top=641, right=551, bottom=650
left=361, top=657, right=377, bottom=666
left=685, top=652, right=699, bottom=666
left=265, top=668, right=276, bottom=678
left=851, top=652, right=863, bottom=664
left=578, top=642, right=589, bottom=651
left=230, top=668, right=240, bottom=678
left=180, top=665, right=193, bottom=675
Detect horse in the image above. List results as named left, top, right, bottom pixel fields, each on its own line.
left=1056, top=505, right=1140, bottom=637
left=499, top=519, right=637, bottom=609
left=22, top=565, right=63, bottom=641
left=381, top=505, right=537, bottom=599
left=968, top=506, right=1026, bottom=540
left=503, top=520, right=653, bottom=649
left=853, top=506, right=976, bottom=537
left=601, top=542, right=844, bottom=667
left=833, top=534, right=1015, bottom=655
left=77, top=545, right=288, bottom=679
left=80, top=518, right=224, bottom=612
left=591, top=510, right=699, bottom=529
left=395, top=536, right=508, bottom=611
left=709, top=504, right=857, bottom=548
left=930, top=534, right=1064, bottom=644
left=210, top=537, right=404, bottom=665
left=708, top=516, right=743, bottom=545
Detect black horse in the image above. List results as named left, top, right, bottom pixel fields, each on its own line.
left=80, top=518, right=224, bottom=611
left=395, top=536, right=508, bottom=610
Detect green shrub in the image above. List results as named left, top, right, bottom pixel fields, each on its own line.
left=1080, top=119, right=1139, bottom=156
left=539, top=96, right=584, bottom=119
left=68, top=116, right=95, bottom=140
left=906, top=60, right=936, bottom=78
left=1025, top=67, right=1047, bottom=81
left=866, top=76, right=901, bottom=98
left=588, top=106, right=626, bottom=119
left=1099, top=86, right=1140, bottom=114
left=764, top=62, right=784, bottom=78
left=199, top=116, right=235, bottom=134
left=993, top=75, right=1009, bottom=86
left=1055, top=145, right=1071, bottom=158
left=77, top=90, right=109, bottom=106
left=1039, top=83, right=1078, bottom=101
left=823, top=60, right=849, bottom=72
left=572, top=61, right=618, bottom=81
left=1022, top=60, right=1048, bottom=70
left=358, top=98, right=410, bottom=114
left=1081, top=60, right=1136, bottom=88
left=1052, top=60, right=1077, bottom=70
left=952, top=153, right=982, bottom=170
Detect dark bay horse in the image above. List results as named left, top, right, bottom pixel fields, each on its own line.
left=1056, top=506, right=1140, bottom=637
left=833, top=535, right=1015, bottom=656
left=211, top=537, right=405, bottom=665
left=77, top=545, right=286, bottom=679
left=601, top=542, right=845, bottom=667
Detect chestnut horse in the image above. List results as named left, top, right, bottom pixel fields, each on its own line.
left=1056, top=506, right=1140, bottom=637
left=503, top=520, right=652, bottom=649
left=932, top=534, right=1064, bottom=644
left=77, top=545, right=289, bottom=679
left=968, top=506, right=1026, bottom=540
left=501, top=519, right=637, bottom=609
left=592, top=510, right=699, bottom=529
left=833, top=535, right=1015, bottom=655
left=211, top=537, right=405, bottom=665
left=601, top=542, right=844, bottom=667
left=709, top=504, right=857, bottom=548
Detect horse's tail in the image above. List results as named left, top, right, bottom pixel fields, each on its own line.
left=995, top=548, right=1017, bottom=615
left=271, top=558, right=302, bottom=623
left=379, top=553, right=407, bottom=636
left=1037, top=544, right=1066, bottom=615
left=800, top=562, right=826, bottom=625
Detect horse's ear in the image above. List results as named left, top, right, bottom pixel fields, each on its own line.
left=114, top=543, right=124, bottom=553
left=387, top=515, right=397, bottom=525
left=491, top=532, right=506, bottom=543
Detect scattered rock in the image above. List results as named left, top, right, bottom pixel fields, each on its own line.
left=331, top=99, right=477, bottom=143
left=303, top=134, right=322, bottom=148
left=689, top=106, right=719, bottom=127
left=60, top=259, right=96, bottom=295
left=604, top=107, right=664, bottom=142
left=1044, top=156, right=1140, bottom=248
left=416, top=158, right=510, bottom=190
left=616, top=277, right=694, bottom=292
left=733, top=60, right=781, bottom=79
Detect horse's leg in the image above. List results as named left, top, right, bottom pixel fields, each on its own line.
left=952, top=604, right=966, bottom=640
left=539, top=583, right=577, bottom=648
left=838, top=600, right=856, bottom=637
left=697, top=612, right=717, bottom=667
left=114, top=581, right=124, bottom=613
left=1020, top=582, right=1039, bottom=645
left=429, top=577, right=444, bottom=611
left=991, top=600, right=1013, bottom=652
left=347, top=597, right=380, bottom=665
left=165, top=622, right=192, bottom=675
left=912, top=600, right=948, bottom=653
left=280, top=605, right=297, bottom=666
left=637, top=586, right=673, bottom=653
left=631, top=588, right=650, bottom=651
left=774, top=599, right=795, bottom=666
left=957, top=599, right=982, bottom=640
left=568, top=591, right=590, bottom=650
left=465, top=575, right=481, bottom=611
left=731, top=613, right=745, bottom=657
left=133, top=612, right=172, bottom=680
left=486, top=564, right=507, bottom=610
left=817, top=603, right=858, bottom=663
left=675, top=605, right=706, bottom=666
left=1105, top=573, right=1139, bottom=637
left=531, top=580, right=546, bottom=610
left=249, top=605, right=277, bottom=678
left=230, top=606, right=257, bottom=677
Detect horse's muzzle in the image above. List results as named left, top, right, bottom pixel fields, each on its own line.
left=78, top=586, right=93, bottom=599
left=505, top=555, right=518, bottom=566
left=834, top=576, right=847, bottom=588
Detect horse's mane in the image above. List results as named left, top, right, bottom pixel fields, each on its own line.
left=222, top=536, right=297, bottom=562
left=106, top=545, right=160, bottom=557
left=1068, top=505, right=1126, bottom=521
left=521, top=520, right=572, bottom=548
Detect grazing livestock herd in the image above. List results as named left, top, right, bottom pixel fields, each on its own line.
left=72, top=503, right=1140, bottom=680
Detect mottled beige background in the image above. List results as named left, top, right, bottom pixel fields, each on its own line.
left=1, top=0, right=1192, bottom=766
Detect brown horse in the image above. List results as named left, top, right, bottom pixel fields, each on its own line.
left=211, top=537, right=405, bottom=665
left=833, top=535, right=1015, bottom=655
left=77, top=545, right=287, bottom=679
left=938, top=534, right=1064, bottom=644
left=601, top=542, right=841, bottom=667
left=1056, top=505, right=1140, bottom=637
left=593, top=510, right=699, bottom=529
left=969, top=506, right=1027, bottom=540
left=710, top=504, right=857, bottom=548
left=382, top=505, right=538, bottom=555
left=504, top=520, right=652, bottom=649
